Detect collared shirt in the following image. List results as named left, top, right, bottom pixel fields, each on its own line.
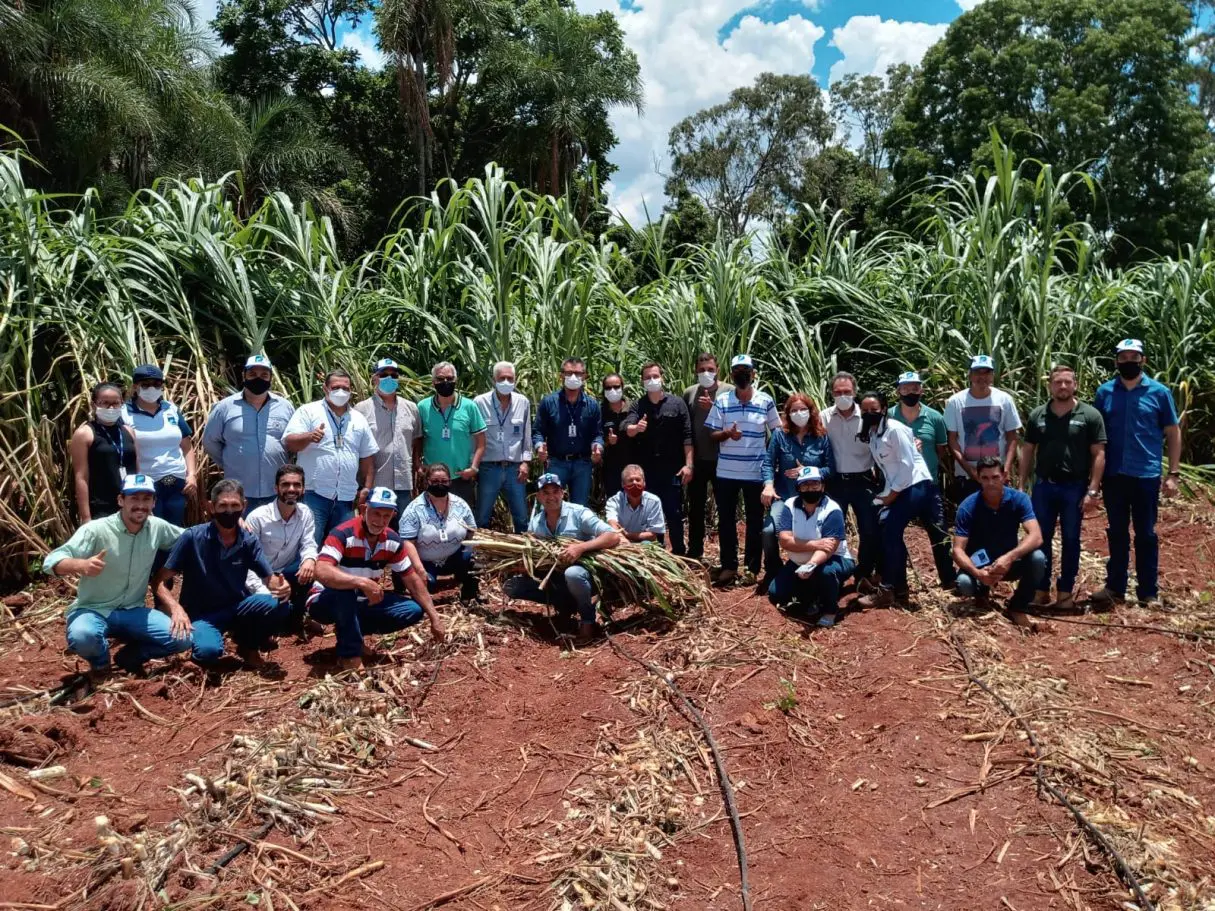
left=606, top=490, right=666, bottom=536
left=763, top=429, right=835, bottom=499
left=869, top=421, right=933, bottom=496
left=202, top=392, right=295, bottom=499
left=283, top=401, right=379, bottom=501
left=44, top=514, right=183, bottom=617
left=533, top=391, right=603, bottom=459
left=308, top=516, right=413, bottom=603
left=601, top=401, right=639, bottom=479
left=821, top=405, right=873, bottom=474
left=623, top=393, right=693, bottom=478
left=954, top=487, right=1035, bottom=559
left=944, top=387, right=1022, bottom=477
left=683, top=382, right=735, bottom=460
left=124, top=399, right=193, bottom=481
left=355, top=395, right=421, bottom=491
left=418, top=395, right=487, bottom=472
left=1094, top=375, right=1179, bottom=478
left=243, top=499, right=318, bottom=593
left=1026, top=401, right=1106, bottom=482
left=474, top=391, right=532, bottom=463
left=399, top=492, right=476, bottom=563
left=777, top=494, right=851, bottom=564
left=888, top=404, right=948, bottom=478
left=704, top=389, right=781, bottom=481
left=527, top=502, right=613, bottom=540
left=164, top=523, right=273, bottom=615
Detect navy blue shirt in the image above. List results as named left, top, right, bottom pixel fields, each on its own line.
left=164, top=523, right=273, bottom=614
left=954, top=487, right=1036, bottom=559
left=1094, top=375, right=1179, bottom=479
left=532, top=391, right=603, bottom=459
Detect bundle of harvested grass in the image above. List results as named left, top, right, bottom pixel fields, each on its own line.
left=467, top=531, right=710, bottom=619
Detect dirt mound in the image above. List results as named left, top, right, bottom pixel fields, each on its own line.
left=0, top=714, right=83, bottom=765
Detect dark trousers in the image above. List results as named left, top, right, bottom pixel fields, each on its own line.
left=422, top=547, right=478, bottom=598
left=714, top=476, right=764, bottom=573
left=646, top=471, right=686, bottom=556
left=1031, top=479, right=1087, bottom=594
left=309, top=588, right=423, bottom=658
left=768, top=555, right=855, bottom=614
left=154, top=476, right=188, bottom=526
left=449, top=477, right=476, bottom=511
left=686, top=459, right=721, bottom=559
left=878, top=480, right=955, bottom=591
left=957, top=550, right=1048, bottom=610
left=188, top=594, right=289, bottom=663
left=826, top=475, right=880, bottom=579
left=1103, top=474, right=1161, bottom=600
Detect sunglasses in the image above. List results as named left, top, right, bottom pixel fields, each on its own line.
left=603, top=384, right=623, bottom=391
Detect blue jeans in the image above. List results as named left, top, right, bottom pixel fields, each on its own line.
left=1032, top=479, right=1087, bottom=594
left=302, top=491, right=354, bottom=547
left=648, top=473, right=686, bottom=556
left=1103, top=474, right=1161, bottom=600
left=154, top=476, right=187, bottom=525
left=550, top=458, right=593, bottom=506
left=762, top=500, right=786, bottom=576
left=827, top=475, right=880, bottom=579
left=505, top=566, right=596, bottom=623
left=188, top=593, right=288, bottom=663
left=879, top=480, right=956, bottom=591
left=422, top=547, right=478, bottom=598
left=308, top=588, right=424, bottom=658
left=65, top=606, right=193, bottom=671
left=957, top=550, right=1048, bottom=610
left=768, top=555, right=855, bottom=614
left=714, top=477, right=764, bottom=573
left=244, top=495, right=276, bottom=516
left=476, top=463, right=529, bottom=531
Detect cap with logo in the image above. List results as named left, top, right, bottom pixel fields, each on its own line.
left=244, top=354, right=273, bottom=371
left=795, top=466, right=826, bottom=485
left=969, top=355, right=995, bottom=372
left=1115, top=338, right=1145, bottom=354
left=122, top=474, right=157, bottom=496
left=374, top=357, right=399, bottom=374
left=131, top=364, right=165, bottom=383
left=730, top=354, right=754, bottom=369
left=537, top=472, right=564, bottom=489
left=896, top=371, right=921, bottom=386
left=366, top=487, right=399, bottom=511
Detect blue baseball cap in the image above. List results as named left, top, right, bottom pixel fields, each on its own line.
left=244, top=354, right=273, bottom=371
left=373, top=357, right=399, bottom=374
left=795, top=466, right=826, bottom=485
left=131, top=364, right=164, bottom=383
left=1116, top=338, right=1144, bottom=354
left=730, top=354, right=754, bottom=369
left=366, top=487, right=398, bottom=511
left=537, top=472, right=564, bottom=489
left=896, top=371, right=922, bottom=386
left=121, top=474, right=156, bottom=495
left=969, top=355, right=995, bottom=372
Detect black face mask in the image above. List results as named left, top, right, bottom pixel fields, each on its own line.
left=434, top=381, right=456, bottom=397
left=213, top=511, right=240, bottom=529
left=800, top=490, right=823, bottom=505
left=900, top=393, right=921, bottom=407
left=1117, top=361, right=1143, bottom=380
left=857, top=411, right=884, bottom=442
left=732, top=371, right=753, bottom=390
left=428, top=483, right=450, bottom=499
left=243, top=377, right=271, bottom=395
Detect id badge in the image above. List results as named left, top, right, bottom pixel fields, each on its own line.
left=442, top=427, right=452, bottom=440
left=568, top=422, right=577, bottom=438
left=118, top=467, right=128, bottom=481
left=497, top=430, right=505, bottom=442
left=972, top=548, right=991, bottom=568
left=439, top=528, right=449, bottom=543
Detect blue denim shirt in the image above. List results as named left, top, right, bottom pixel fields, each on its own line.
left=1094, top=375, right=1179, bottom=478
left=202, top=392, right=296, bottom=498
left=532, top=391, right=603, bottom=459
left=762, top=430, right=835, bottom=499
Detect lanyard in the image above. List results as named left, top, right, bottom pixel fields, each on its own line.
left=323, top=404, right=349, bottom=448
left=100, top=421, right=125, bottom=465
left=425, top=496, right=449, bottom=526
left=493, top=395, right=512, bottom=431
left=561, top=395, right=583, bottom=429
left=437, top=396, right=460, bottom=431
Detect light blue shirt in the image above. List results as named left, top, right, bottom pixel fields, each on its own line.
left=399, top=493, right=476, bottom=563
left=527, top=502, right=612, bottom=541
left=202, top=392, right=295, bottom=499
left=123, top=399, right=192, bottom=481
left=606, top=490, right=666, bottom=537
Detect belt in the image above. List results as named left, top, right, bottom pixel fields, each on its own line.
left=484, top=460, right=522, bottom=467
left=1038, top=475, right=1086, bottom=485
left=155, top=475, right=181, bottom=488
left=836, top=471, right=874, bottom=481
left=553, top=454, right=590, bottom=462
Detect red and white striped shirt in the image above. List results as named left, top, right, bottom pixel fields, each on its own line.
left=308, top=516, right=413, bottom=603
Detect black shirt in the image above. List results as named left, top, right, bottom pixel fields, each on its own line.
left=601, top=402, right=637, bottom=495
left=87, top=420, right=137, bottom=518
left=623, top=393, right=693, bottom=479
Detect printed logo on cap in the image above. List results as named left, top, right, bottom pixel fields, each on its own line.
left=1116, top=338, right=1144, bottom=353
left=970, top=355, right=995, bottom=370
left=796, top=466, right=824, bottom=483
left=538, top=472, right=563, bottom=487
left=730, top=354, right=753, bottom=368
left=897, top=371, right=921, bottom=386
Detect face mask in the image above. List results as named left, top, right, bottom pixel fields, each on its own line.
left=698, top=371, right=717, bottom=388
left=643, top=378, right=663, bottom=394
left=604, top=388, right=623, bottom=403
left=861, top=412, right=884, bottom=430
left=1117, top=361, right=1143, bottom=380
left=800, top=490, right=823, bottom=505
left=434, top=380, right=456, bottom=397
left=732, top=371, right=753, bottom=390
left=326, top=388, right=351, bottom=407
left=495, top=380, right=515, bottom=396
left=137, top=386, right=162, bottom=404
left=834, top=394, right=854, bottom=411
left=789, top=409, right=811, bottom=428
left=213, top=511, right=240, bottom=529
left=243, top=377, right=271, bottom=395
left=428, top=482, right=450, bottom=499
left=564, top=375, right=584, bottom=391
left=95, top=406, right=122, bottom=425
left=900, top=393, right=921, bottom=407
left=378, top=376, right=399, bottom=395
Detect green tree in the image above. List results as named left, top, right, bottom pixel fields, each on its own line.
left=890, top=0, right=1215, bottom=261
left=830, top=63, right=913, bottom=178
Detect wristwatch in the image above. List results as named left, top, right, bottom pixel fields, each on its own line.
left=1086, top=489, right=1099, bottom=498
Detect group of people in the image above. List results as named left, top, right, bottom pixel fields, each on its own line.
left=49, top=338, right=1180, bottom=675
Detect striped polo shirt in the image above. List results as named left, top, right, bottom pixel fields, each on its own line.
left=307, top=516, right=413, bottom=604
left=704, top=389, right=781, bottom=481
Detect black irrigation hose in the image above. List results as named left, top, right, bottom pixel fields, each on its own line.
left=1020, top=610, right=1215, bottom=643
left=947, top=629, right=1155, bottom=911
left=205, top=819, right=275, bottom=876
left=605, top=630, right=752, bottom=911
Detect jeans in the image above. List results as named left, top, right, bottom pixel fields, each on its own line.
left=879, top=480, right=956, bottom=591
left=827, top=475, right=880, bottom=579
left=686, top=459, right=721, bottom=559
left=476, top=463, right=529, bottom=531
left=1103, top=474, right=1161, bottom=600
left=505, top=566, right=596, bottom=623
left=957, top=549, right=1048, bottom=610
left=648, top=473, right=686, bottom=556
left=309, top=588, right=424, bottom=658
left=244, top=495, right=276, bottom=516
left=302, top=491, right=354, bottom=548
left=761, top=500, right=787, bottom=577
left=549, top=458, right=593, bottom=506
left=1031, top=479, right=1087, bottom=594
left=65, top=606, right=193, bottom=671
left=188, top=593, right=289, bottom=663
left=768, top=555, right=855, bottom=614
left=387, top=489, right=413, bottom=530
left=422, top=547, right=478, bottom=598
left=154, top=476, right=187, bottom=526
left=714, top=477, right=764, bottom=573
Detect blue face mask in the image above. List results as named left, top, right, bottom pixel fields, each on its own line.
left=378, top=376, right=399, bottom=395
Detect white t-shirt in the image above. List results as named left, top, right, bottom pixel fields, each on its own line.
left=283, top=401, right=379, bottom=500
left=944, top=387, right=1022, bottom=477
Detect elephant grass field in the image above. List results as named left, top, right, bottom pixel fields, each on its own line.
left=2, top=136, right=1213, bottom=584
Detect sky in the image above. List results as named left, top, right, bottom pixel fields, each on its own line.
left=193, top=0, right=982, bottom=223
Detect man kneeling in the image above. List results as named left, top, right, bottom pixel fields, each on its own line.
left=155, top=479, right=289, bottom=667
left=308, top=487, right=445, bottom=670
left=768, top=466, right=855, bottom=628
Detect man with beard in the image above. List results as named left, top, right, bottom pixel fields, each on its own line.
left=245, top=465, right=319, bottom=624
left=45, top=474, right=187, bottom=679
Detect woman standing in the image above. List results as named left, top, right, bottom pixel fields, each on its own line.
left=761, top=393, right=835, bottom=582
left=123, top=364, right=197, bottom=525
left=70, top=382, right=138, bottom=522
left=599, top=372, right=635, bottom=499
left=399, top=463, right=479, bottom=600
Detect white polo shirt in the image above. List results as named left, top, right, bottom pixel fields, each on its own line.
left=283, top=401, right=379, bottom=501
left=777, top=495, right=852, bottom=564
left=704, top=389, right=781, bottom=481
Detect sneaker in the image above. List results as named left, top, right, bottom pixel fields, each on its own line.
left=1055, top=591, right=1075, bottom=611
left=1031, top=590, right=1053, bottom=607
left=714, top=568, right=737, bottom=587
left=816, top=612, right=838, bottom=628
left=738, top=569, right=758, bottom=587
left=856, top=576, right=878, bottom=596
left=1089, top=587, right=1124, bottom=611
left=857, top=588, right=895, bottom=610
left=1138, top=598, right=1165, bottom=611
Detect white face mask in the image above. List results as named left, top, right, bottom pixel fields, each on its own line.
left=604, top=388, right=623, bottom=403
left=698, top=371, right=717, bottom=388
left=96, top=406, right=123, bottom=425
left=327, top=388, right=352, bottom=407
left=564, top=375, right=584, bottom=391
left=137, top=386, right=162, bottom=404
left=643, top=377, right=663, bottom=394
left=495, top=380, right=515, bottom=396
left=789, top=409, right=811, bottom=428
left=834, top=394, right=854, bottom=411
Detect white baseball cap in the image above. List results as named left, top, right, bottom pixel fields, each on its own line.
left=374, top=357, right=399, bottom=373
left=730, top=354, right=754, bottom=369
left=896, top=371, right=922, bottom=386
left=122, top=474, right=156, bottom=495
left=366, top=487, right=398, bottom=511
left=1115, top=338, right=1144, bottom=354
left=795, top=466, right=826, bottom=484
left=244, top=354, right=273, bottom=370
left=969, top=355, right=995, bottom=371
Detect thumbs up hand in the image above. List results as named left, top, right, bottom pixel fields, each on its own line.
left=627, top=417, right=648, bottom=437
left=728, top=422, right=742, bottom=441
left=310, top=422, right=327, bottom=443
left=83, top=549, right=107, bottom=577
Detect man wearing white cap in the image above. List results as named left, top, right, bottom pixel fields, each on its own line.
left=704, top=354, right=781, bottom=585
left=308, top=487, right=446, bottom=671
left=44, top=474, right=187, bottom=677
left=355, top=357, right=421, bottom=521
left=888, top=371, right=950, bottom=482
left=1092, top=339, right=1182, bottom=607
left=945, top=354, right=1022, bottom=502
left=768, top=466, right=854, bottom=628
left=203, top=354, right=296, bottom=513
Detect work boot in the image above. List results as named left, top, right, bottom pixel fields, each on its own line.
left=1088, top=587, right=1124, bottom=612
left=1055, top=591, right=1075, bottom=611
left=714, top=567, right=737, bottom=587
left=1031, top=590, right=1053, bottom=607
left=857, top=587, right=895, bottom=610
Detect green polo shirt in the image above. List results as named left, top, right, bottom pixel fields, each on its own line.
left=418, top=394, right=487, bottom=472
left=43, top=514, right=183, bottom=616
left=888, top=404, right=948, bottom=478
left=1026, top=401, right=1106, bottom=482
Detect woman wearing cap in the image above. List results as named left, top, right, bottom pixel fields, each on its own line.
left=600, top=372, right=635, bottom=499
left=123, top=364, right=197, bottom=525
left=398, top=464, right=479, bottom=600
left=70, top=382, right=138, bottom=522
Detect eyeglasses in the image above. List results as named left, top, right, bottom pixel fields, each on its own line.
left=562, top=369, right=586, bottom=378
left=434, top=375, right=456, bottom=383
left=378, top=371, right=400, bottom=379
left=603, top=384, right=623, bottom=391
left=138, top=381, right=164, bottom=388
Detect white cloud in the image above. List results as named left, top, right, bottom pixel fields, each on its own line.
left=956, top=0, right=985, bottom=9
left=189, top=0, right=219, bottom=27
left=826, top=15, right=948, bottom=86
left=341, top=29, right=386, bottom=71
